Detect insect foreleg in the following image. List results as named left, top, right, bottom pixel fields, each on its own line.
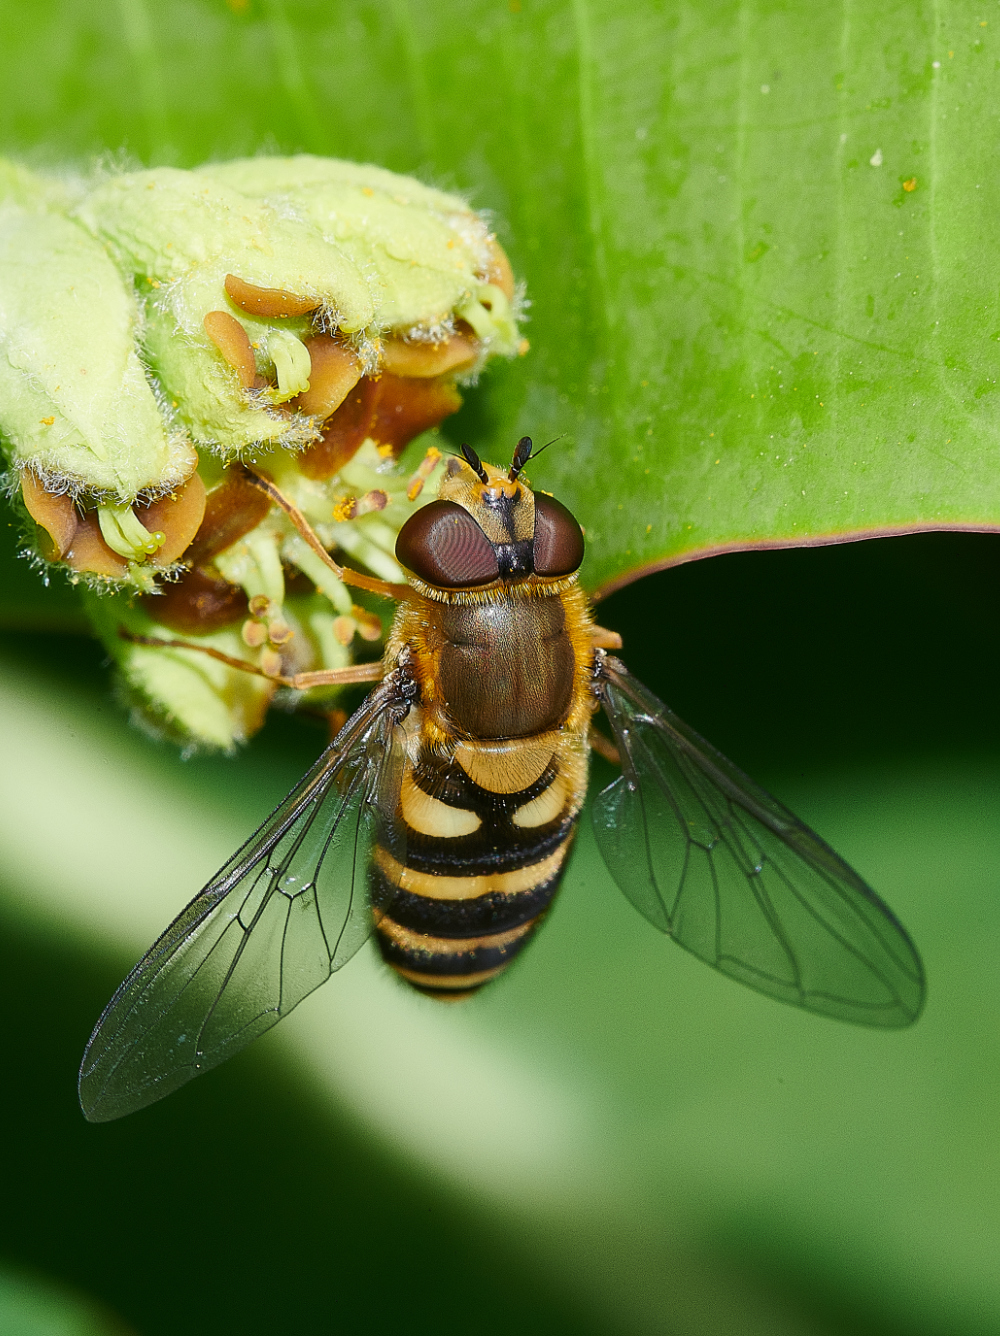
left=239, top=464, right=412, bottom=602
left=117, top=627, right=384, bottom=691
left=118, top=627, right=293, bottom=682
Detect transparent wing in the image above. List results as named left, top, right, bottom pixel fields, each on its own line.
left=592, top=656, right=924, bottom=1027
left=79, top=675, right=412, bottom=1122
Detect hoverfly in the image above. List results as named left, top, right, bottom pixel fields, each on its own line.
left=79, top=437, right=925, bottom=1121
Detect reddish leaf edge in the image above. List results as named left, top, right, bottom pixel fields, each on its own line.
left=590, top=520, right=1000, bottom=602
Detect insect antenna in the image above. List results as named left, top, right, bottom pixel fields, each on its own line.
left=529, top=434, right=564, bottom=462
left=460, top=442, right=490, bottom=483
left=509, top=435, right=533, bottom=479
left=509, top=433, right=564, bottom=479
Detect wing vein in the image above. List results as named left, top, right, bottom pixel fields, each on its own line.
left=591, top=656, right=924, bottom=1028
left=79, top=668, right=415, bottom=1122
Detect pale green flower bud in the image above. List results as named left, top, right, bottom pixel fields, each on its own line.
left=85, top=587, right=275, bottom=751
left=75, top=168, right=378, bottom=455
left=0, top=156, right=521, bottom=748
left=0, top=158, right=70, bottom=210
left=197, top=156, right=521, bottom=357
left=0, top=204, right=194, bottom=503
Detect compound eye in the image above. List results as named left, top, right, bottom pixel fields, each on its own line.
left=533, top=494, right=584, bottom=576
left=395, top=500, right=500, bottom=588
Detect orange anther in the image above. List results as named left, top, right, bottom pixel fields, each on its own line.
left=333, top=616, right=357, bottom=645
left=267, top=619, right=294, bottom=647
left=381, top=332, right=479, bottom=379
left=242, top=619, right=267, bottom=648
left=260, top=648, right=284, bottom=678
left=292, top=337, right=362, bottom=419
left=224, top=273, right=320, bottom=319
left=204, top=310, right=257, bottom=388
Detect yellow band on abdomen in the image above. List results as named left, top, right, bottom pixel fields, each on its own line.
left=373, top=838, right=572, bottom=901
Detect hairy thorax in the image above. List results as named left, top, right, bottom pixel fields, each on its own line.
left=388, top=578, right=596, bottom=746
left=438, top=594, right=574, bottom=738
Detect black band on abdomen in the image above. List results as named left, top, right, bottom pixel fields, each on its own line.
left=376, top=867, right=564, bottom=938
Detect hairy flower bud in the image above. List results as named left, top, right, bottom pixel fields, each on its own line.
left=199, top=156, right=520, bottom=356
left=0, top=155, right=522, bottom=748
left=0, top=202, right=194, bottom=500
left=74, top=167, right=379, bottom=456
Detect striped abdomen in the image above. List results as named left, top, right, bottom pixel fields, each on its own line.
left=372, top=726, right=589, bottom=999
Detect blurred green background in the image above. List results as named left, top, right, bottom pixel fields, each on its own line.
left=3, top=525, right=1000, bottom=1335
left=1, top=0, right=1000, bottom=1332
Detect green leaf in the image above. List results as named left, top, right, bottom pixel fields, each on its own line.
left=1, top=0, right=997, bottom=597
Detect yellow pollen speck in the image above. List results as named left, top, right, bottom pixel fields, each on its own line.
left=709, top=432, right=714, bottom=437
left=715, top=459, right=720, bottom=464
left=40, top=416, right=54, bottom=426
left=151, top=280, right=160, bottom=288
left=518, top=338, right=530, bottom=356
left=903, top=177, right=917, bottom=192
left=646, top=524, right=652, bottom=533
left=362, top=186, right=374, bottom=197
left=641, top=379, right=649, bottom=387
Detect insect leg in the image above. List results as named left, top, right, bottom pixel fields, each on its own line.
left=118, top=627, right=383, bottom=691
left=588, top=726, right=621, bottom=767
left=590, top=625, right=623, bottom=650
left=118, top=627, right=294, bottom=683
left=239, top=464, right=412, bottom=602
left=288, top=662, right=385, bottom=690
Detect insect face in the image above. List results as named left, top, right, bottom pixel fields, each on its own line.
left=394, top=439, right=584, bottom=589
